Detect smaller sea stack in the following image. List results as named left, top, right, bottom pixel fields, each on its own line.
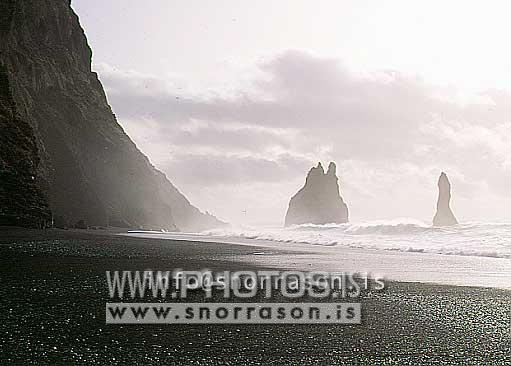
left=285, top=162, right=349, bottom=226
left=433, top=172, right=458, bottom=227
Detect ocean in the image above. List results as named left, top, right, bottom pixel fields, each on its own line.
left=204, top=219, right=511, bottom=259
left=126, top=219, right=511, bottom=289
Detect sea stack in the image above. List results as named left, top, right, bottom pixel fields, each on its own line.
left=285, top=162, right=349, bottom=226
left=433, top=172, right=458, bottom=227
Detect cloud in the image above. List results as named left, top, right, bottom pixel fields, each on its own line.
left=94, top=51, right=511, bottom=223
left=162, top=153, right=311, bottom=186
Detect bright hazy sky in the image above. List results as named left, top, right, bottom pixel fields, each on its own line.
left=73, top=0, right=511, bottom=225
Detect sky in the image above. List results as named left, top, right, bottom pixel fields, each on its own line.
left=72, top=0, right=511, bottom=225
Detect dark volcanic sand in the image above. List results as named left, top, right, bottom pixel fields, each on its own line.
left=0, top=228, right=509, bottom=365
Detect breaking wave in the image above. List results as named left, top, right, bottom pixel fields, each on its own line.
left=202, top=219, right=511, bottom=259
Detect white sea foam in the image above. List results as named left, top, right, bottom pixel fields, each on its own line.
left=201, top=219, right=511, bottom=259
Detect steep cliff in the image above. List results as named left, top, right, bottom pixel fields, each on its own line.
left=0, top=64, right=51, bottom=227
left=285, top=162, right=349, bottom=226
left=433, top=172, right=458, bottom=227
left=0, top=0, right=222, bottom=230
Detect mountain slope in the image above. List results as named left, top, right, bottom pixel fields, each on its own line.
left=0, top=0, right=222, bottom=231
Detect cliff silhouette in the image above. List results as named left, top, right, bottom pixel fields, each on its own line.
left=0, top=0, right=223, bottom=230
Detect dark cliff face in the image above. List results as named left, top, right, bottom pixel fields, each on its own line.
left=0, top=0, right=222, bottom=230
left=285, top=162, right=349, bottom=226
left=0, top=65, right=51, bottom=227
left=433, top=172, right=458, bottom=227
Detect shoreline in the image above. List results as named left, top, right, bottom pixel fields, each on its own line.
left=2, top=226, right=510, bottom=290
left=121, top=230, right=511, bottom=290
left=1, top=227, right=510, bottom=364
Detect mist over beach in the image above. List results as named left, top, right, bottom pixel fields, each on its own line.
left=1, top=0, right=511, bottom=364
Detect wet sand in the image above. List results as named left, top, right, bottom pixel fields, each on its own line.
left=125, top=231, right=511, bottom=289
left=0, top=227, right=510, bottom=365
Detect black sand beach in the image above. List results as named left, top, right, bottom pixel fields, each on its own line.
left=0, top=228, right=509, bottom=365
